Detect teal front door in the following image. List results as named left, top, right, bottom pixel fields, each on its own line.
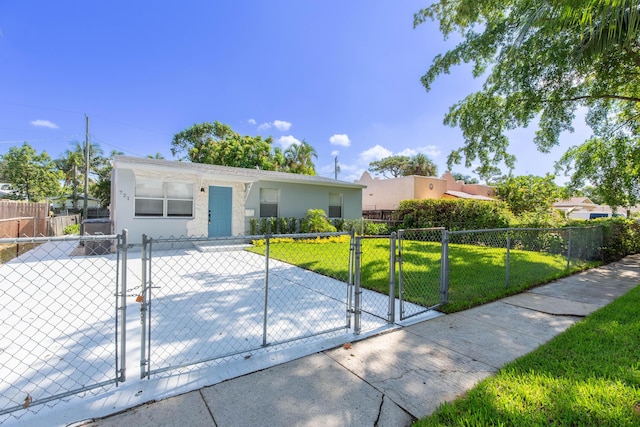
left=208, top=186, right=232, bottom=236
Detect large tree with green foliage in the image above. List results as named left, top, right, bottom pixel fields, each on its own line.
left=55, top=141, right=105, bottom=210
left=171, top=121, right=309, bottom=172
left=415, top=0, right=640, bottom=208
left=368, top=154, right=438, bottom=178
left=1, top=142, right=62, bottom=202
left=496, top=174, right=567, bottom=216
left=284, top=140, right=318, bottom=175
left=368, top=155, right=410, bottom=178
left=89, top=150, right=124, bottom=209
left=405, top=153, right=438, bottom=176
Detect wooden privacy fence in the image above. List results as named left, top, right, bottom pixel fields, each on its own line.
left=0, top=215, right=80, bottom=238
left=0, top=200, right=50, bottom=219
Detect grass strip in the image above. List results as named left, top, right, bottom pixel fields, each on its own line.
left=248, top=238, right=598, bottom=313
left=415, top=284, right=640, bottom=426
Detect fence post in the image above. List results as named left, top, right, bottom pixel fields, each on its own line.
left=599, top=225, right=605, bottom=262
left=505, top=228, right=511, bottom=288
left=140, top=234, right=148, bottom=379
left=15, top=219, right=20, bottom=256
left=439, top=230, right=449, bottom=305
left=354, top=236, right=362, bottom=335
left=566, top=227, right=573, bottom=269
left=346, top=230, right=355, bottom=329
left=388, top=232, right=396, bottom=323
left=118, top=229, right=128, bottom=382
left=262, top=235, right=270, bottom=347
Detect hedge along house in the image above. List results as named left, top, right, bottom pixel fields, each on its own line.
left=111, top=156, right=365, bottom=243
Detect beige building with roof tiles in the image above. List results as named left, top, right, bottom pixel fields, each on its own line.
left=355, top=171, right=496, bottom=211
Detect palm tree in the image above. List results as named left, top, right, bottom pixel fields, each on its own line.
left=55, top=141, right=104, bottom=210
left=519, top=0, right=640, bottom=61
left=570, top=0, right=640, bottom=60
left=284, top=140, right=318, bottom=175
left=404, top=154, right=437, bottom=176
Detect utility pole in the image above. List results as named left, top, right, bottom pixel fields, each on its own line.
left=83, top=115, right=89, bottom=221
left=334, top=156, right=340, bottom=180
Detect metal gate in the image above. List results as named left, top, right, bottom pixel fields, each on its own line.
left=351, top=235, right=396, bottom=333
left=139, top=233, right=353, bottom=379
left=0, top=232, right=127, bottom=421
left=397, top=228, right=445, bottom=321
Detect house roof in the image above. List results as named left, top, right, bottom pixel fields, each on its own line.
left=553, top=197, right=596, bottom=207
left=444, top=190, right=495, bottom=201
left=113, top=156, right=366, bottom=189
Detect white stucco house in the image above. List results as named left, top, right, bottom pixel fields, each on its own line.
left=111, top=156, right=365, bottom=243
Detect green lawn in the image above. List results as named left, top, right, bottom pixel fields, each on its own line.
left=414, top=285, right=640, bottom=426
left=248, top=237, right=598, bottom=313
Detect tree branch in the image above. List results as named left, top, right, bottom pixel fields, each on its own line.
left=549, top=94, right=640, bottom=103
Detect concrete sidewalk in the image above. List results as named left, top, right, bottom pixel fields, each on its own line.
left=82, top=255, right=640, bottom=427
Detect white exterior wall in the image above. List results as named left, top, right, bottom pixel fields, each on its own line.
left=188, top=180, right=246, bottom=237
left=113, top=167, right=247, bottom=244
left=112, top=156, right=365, bottom=243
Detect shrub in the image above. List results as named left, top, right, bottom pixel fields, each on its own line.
left=363, top=221, right=389, bottom=235
left=249, top=218, right=258, bottom=235
left=287, top=217, right=298, bottom=233
left=63, top=223, right=80, bottom=235
left=511, top=210, right=566, bottom=229
left=275, top=217, right=287, bottom=234
left=300, top=209, right=337, bottom=233
left=568, top=217, right=640, bottom=263
left=332, top=218, right=346, bottom=232
left=393, top=199, right=513, bottom=231
left=341, top=218, right=364, bottom=234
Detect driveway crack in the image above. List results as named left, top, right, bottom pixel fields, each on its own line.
left=373, top=394, right=384, bottom=427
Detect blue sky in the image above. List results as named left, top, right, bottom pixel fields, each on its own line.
left=0, top=1, right=590, bottom=183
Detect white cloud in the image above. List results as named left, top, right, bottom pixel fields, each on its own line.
left=329, top=134, right=351, bottom=147
left=248, top=118, right=256, bottom=125
left=331, top=150, right=340, bottom=157
left=30, top=119, right=59, bottom=129
left=397, top=145, right=441, bottom=158
left=256, top=119, right=292, bottom=132
left=359, top=144, right=392, bottom=164
left=273, top=120, right=292, bottom=131
left=277, top=135, right=301, bottom=149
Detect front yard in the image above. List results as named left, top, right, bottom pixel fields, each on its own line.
left=249, top=236, right=599, bottom=313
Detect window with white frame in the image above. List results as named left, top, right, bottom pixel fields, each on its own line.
left=328, top=192, right=343, bottom=218
left=135, top=178, right=194, bottom=217
left=260, top=188, right=279, bottom=217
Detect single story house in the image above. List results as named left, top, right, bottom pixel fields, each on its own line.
left=50, top=194, right=100, bottom=211
left=111, top=156, right=365, bottom=243
left=553, top=197, right=625, bottom=219
left=356, top=171, right=496, bottom=211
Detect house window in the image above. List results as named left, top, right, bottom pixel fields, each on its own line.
left=166, top=182, right=194, bottom=217
left=328, top=192, right=343, bottom=218
left=260, top=188, right=278, bottom=217
left=135, top=178, right=194, bottom=218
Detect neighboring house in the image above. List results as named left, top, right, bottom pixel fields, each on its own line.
left=355, top=171, right=496, bottom=210
left=111, top=156, right=365, bottom=243
left=0, top=183, right=17, bottom=199
left=50, top=194, right=100, bottom=211
left=553, top=197, right=625, bottom=219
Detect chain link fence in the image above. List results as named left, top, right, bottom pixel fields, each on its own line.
left=0, top=233, right=125, bottom=422
left=397, top=228, right=445, bottom=320
left=443, top=226, right=603, bottom=311
left=139, top=232, right=354, bottom=379
left=353, top=236, right=396, bottom=333
left=0, top=224, right=606, bottom=419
